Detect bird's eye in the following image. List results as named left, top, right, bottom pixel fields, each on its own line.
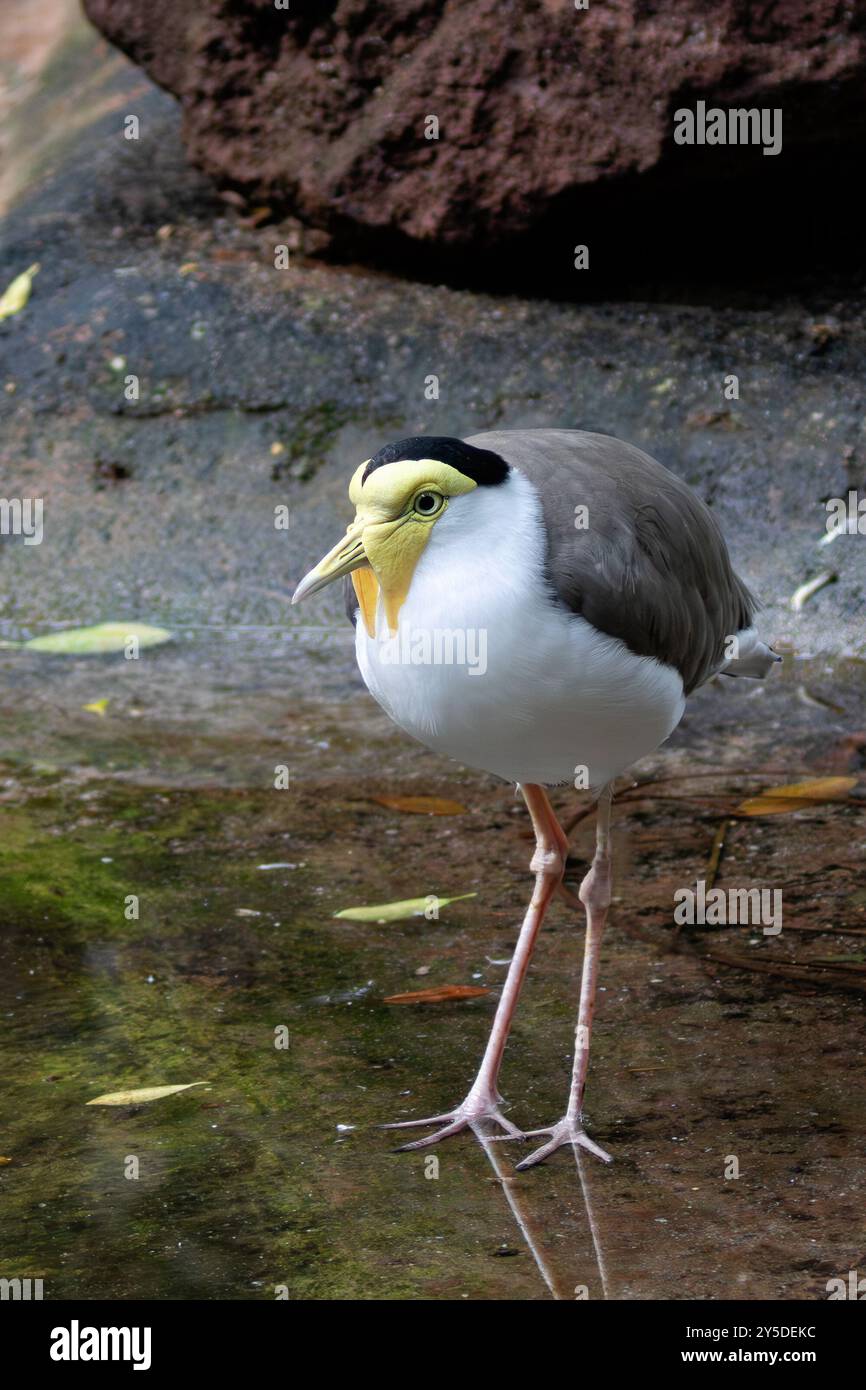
left=413, top=490, right=444, bottom=518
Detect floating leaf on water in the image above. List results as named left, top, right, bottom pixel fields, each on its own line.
left=334, top=892, right=476, bottom=923
left=372, top=795, right=467, bottom=816
left=82, top=698, right=110, bottom=716
left=736, top=776, right=857, bottom=816
left=0, top=262, right=39, bottom=321
left=384, top=984, right=490, bottom=1005
left=86, top=1082, right=210, bottom=1106
left=23, top=622, right=172, bottom=655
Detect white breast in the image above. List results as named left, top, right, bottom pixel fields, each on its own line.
left=354, top=469, right=686, bottom=788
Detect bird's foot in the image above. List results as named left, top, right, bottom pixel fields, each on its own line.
left=382, top=1089, right=523, bottom=1152
left=509, top=1115, right=613, bottom=1170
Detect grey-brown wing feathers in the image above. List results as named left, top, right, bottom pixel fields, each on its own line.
left=466, top=430, right=761, bottom=694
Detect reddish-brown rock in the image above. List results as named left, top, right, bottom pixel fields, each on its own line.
left=83, top=0, right=866, bottom=260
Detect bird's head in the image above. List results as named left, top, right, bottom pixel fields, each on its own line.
left=291, top=436, right=509, bottom=635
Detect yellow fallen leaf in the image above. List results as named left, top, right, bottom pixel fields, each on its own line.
left=0, top=1156, right=12, bottom=1165
left=86, top=1082, right=210, bottom=1106
left=24, top=622, right=172, bottom=654
left=82, top=698, right=109, bottom=716
left=384, top=985, right=490, bottom=1005
left=790, top=571, right=836, bottom=611
left=736, top=776, right=857, bottom=816
left=334, top=892, right=476, bottom=923
left=0, top=262, right=39, bottom=321
left=373, top=795, right=467, bottom=815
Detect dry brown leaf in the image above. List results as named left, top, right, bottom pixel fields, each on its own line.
left=373, top=795, right=467, bottom=816
left=736, top=776, right=858, bottom=816
left=384, top=984, right=490, bottom=1005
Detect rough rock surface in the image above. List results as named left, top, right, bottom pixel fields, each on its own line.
left=3, top=5, right=865, bottom=672
left=82, top=0, right=866, bottom=266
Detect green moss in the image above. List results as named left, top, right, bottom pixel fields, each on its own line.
left=0, top=806, right=124, bottom=932
left=274, top=402, right=346, bottom=482
left=0, top=775, right=533, bottom=1299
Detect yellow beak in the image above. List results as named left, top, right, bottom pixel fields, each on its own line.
left=291, top=522, right=368, bottom=605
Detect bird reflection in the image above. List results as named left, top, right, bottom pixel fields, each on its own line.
left=471, top=1119, right=610, bottom=1300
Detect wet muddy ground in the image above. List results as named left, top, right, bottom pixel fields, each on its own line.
left=1, top=637, right=864, bottom=1300
left=1, top=3, right=865, bottom=1301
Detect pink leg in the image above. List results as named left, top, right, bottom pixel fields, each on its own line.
left=384, top=784, right=567, bottom=1151
left=515, top=785, right=615, bottom=1170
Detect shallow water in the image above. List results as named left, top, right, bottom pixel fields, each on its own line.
left=1, top=640, right=864, bottom=1300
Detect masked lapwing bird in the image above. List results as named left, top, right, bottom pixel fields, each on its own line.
left=293, top=430, right=779, bottom=1169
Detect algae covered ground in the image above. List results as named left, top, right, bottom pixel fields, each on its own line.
left=1, top=647, right=865, bottom=1299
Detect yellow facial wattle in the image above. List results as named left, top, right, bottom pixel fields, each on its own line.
left=294, top=457, right=477, bottom=634
left=350, top=566, right=380, bottom=638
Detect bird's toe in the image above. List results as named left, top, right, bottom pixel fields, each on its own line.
left=384, top=1093, right=522, bottom=1150
left=513, top=1118, right=613, bottom=1170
